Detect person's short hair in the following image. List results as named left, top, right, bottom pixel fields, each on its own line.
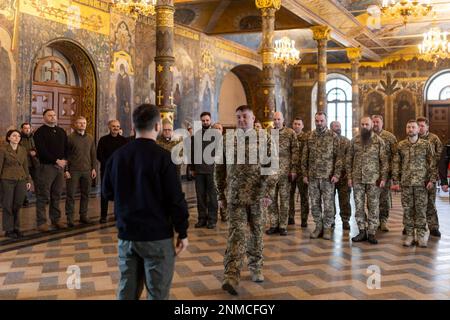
left=371, top=115, right=384, bottom=121
left=200, top=111, right=211, bottom=119
left=293, top=117, right=303, bottom=122
left=315, top=111, right=327, bottom=118
left=407, top=119, right=418, bottom=125
left=20, top=122, right=31, bottom=129
left=236, top=105, right=253, bottom=113
left=6, top=129, right=21, bottom=142
left=75, top=116, right=87, bottom=122
left=132, top=104, right=161, bottom=132
left=43, top=109, right=54, bottom=116
left=108, top=119, right=119, bottom=126
left=416, top=117, right=429, bottom=125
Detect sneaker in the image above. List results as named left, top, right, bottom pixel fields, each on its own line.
left=4, top=231, right=18, bottom=239
left=301, top=221, right=308, bottom=228
left=207, top=223, right=216, bottom=229
left=265, top=227, right=279, bottom=235
left=379, top=222, right=389, bottom=232
left=342, top=221, right=350, bottom=230
left=80, top=216, right=91, bottom=224
left=351, top=230, right=368, bottom=242
left=52, top=221, right=66, bottom=229
left=310, top=227, right=323, bottom=239
left=430, top=229, right=441, bottom=238
left=250, top=270, right=264, bottom=283
left=14, top=230, right=23, bottom=238
left=195, top=221, right=207, bottom=228
left=288, top=218, right=295, bottom=225
left=99, top=217, right=107, bottom=224
left=67, top=222, right=75, bottom=228
left=368, top=234, right=378, bottom=244
left=279, top=228, right=288, bottom=236
left=322, top=228, right=332, bottom=240
left=403, top=235, right=414, bottom=247
left=37, top=224, right=49, bottom=232
left=222, top=279, right=238, bottom=296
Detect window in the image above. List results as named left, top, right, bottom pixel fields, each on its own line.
left=326, top=77, right=353, bottom=139
left=426, top=71, right=450, bottom=101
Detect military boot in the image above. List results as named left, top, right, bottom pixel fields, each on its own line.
left=403, top=235, right=414, bottom=247
left=379, top=221, right=389, bottom=232
left=250, top=270, right=264, bottom=283
left=417, top=232, right=429, bottom=248
left=351, top=230, right=367, bottom=242
left=368, top=234, right=378, bottom=244
left=310, top=226, right=323, bottom=239
left=430, top=229, right=441, bottom=238
left=222, top=278, right=238, bottom=296
left=322, top=228, right=332, bottom=240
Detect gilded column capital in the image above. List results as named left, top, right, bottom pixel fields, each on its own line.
left=255, top=0, right=281, bottom=10
left=346, top=47, right=362, bottom=62
left=311, top=26, right=331, bottom=41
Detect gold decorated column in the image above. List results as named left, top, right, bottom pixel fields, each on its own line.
left=155, top=0, right=175, bottom=123
left=256, top=0, right=281, bottom=128
left=311, top=26, right=331, bottom=112
left=346, top=47, right=361, bottom=135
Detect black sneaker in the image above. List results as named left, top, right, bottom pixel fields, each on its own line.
left=14, top=230, right=23, bottom=238
left=430, top=229, right=441, bottom=237
left=195, top=221, right=207, bottom=228
left=67, top=222, right=75, bottom=228
left=279, top=228, right=288, bottom=236
left=265, top=227, right=279, bottom=235
left=80, top=216, right=91, bottom=224
left=4, top=231, right=18, bottom=239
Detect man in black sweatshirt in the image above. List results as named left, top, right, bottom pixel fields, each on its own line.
left=33, top=109, right=68, bottom=232
left=103, top=104, right=189, bottom=300
left=96, top=119, right=128, bottom=223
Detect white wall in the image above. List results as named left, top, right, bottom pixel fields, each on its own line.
left=218, top=71, right=247, bottom=127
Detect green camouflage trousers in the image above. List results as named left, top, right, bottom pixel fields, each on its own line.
left=401, top=186, right=428, bottom=237
left=353, top=183, right=381, bottom=235
left=334, top=178, right=351, bottom=223
left=223, top=203, right=264, bottom=283
left=289, top=178, right=309, bottom=222
left=426, top=183, right=439, bottom=230
left=379, top=181, right=392, bottom=224
left=269, top=175, right=291, bottom=229
left=308, top=178, right=335, bottom=229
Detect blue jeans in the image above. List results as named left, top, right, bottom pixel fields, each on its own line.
left=117, top=238, right=175, bottom=300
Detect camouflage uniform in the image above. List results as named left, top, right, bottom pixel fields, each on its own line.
left=375, top=130, right=398, bottom=224
left=157, top=136, right=183, bottom=181
left=302, top=128, right=342, bottom=230
left=334, top=135, right=351, bottom=224
left=289, top=131, right=309, bottom=224
left=215, top=130, right=277, bottom=285
left=393, top=138, right=436, bottom=237
left=268, top=127, right=299, bottom=229
left=420, top=132, right=443, bottom=231
left=347, top=133, right=388, bottom=235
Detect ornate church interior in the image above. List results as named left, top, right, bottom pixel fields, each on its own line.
left=1, top=0, right=450, bottom=300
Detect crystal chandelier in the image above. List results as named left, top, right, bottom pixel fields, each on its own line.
left=418, top=26, right=450, bottom=65
left=112, top=0, right=157, bottom=19
left=380, top=0, right=432, bottom=25
left=274, top=37, right=301, bottom=70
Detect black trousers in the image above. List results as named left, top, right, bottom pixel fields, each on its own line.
left=100, top=170, right=109, bottom=218
left=195, top=173, right=218, bottom=224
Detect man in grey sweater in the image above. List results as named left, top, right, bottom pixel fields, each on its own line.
left=65, top=116, right=97, bottom=227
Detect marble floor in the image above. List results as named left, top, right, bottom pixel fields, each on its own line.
left=0, top=182, right=450, bottom=300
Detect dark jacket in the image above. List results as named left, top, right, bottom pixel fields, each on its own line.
left=102, top=138, right=189, bottom=241
left=0, top=144, right=31, bottom=182
left=33, top=124, right=68, bottom=165
left=190, top=127, right=217, bottom=174
left=96, top=133, right=128, bottom=172
left=439, top=145, right=449, bottom=186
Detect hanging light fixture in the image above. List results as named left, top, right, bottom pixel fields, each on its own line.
left=380, top=0, right=432, bottom=25
left=274, top=36, right=301, bottom=70
left=418, top=25, right=450, bottom=65
left=112, top=0, right=157, bottom=19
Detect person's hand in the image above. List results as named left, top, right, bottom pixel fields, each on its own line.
left=260, top=197, right=272, bottom=208
left=442, top=185, right=449, bottom=192
left=26, top=183, right=31, bottom=191
left=379, top=180, right=386, bottom=188
left=56, top=159, right=67, bottom=169
left=426, top=181, right=434, bottom=190
left=64, top=171, right=71, bottom=179
left=175, top=237, right=189, bottom=256
left=190, top=170, right=196, bottom=177
left=331, top=176, right=339, bottom=184
left=348, top=179, right=353, bottom=188
left=303, top=177, right=309, bottom=184
left=30, top=150, right=36, bottom=157
left=91, top=169, right=97, bottom=179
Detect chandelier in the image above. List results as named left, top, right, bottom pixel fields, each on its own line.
left=380, top=0, right=432, bottom=25
left=274, top=37, right=301, bottom=70
left=112, top=0, right=157, bottom=19
left=418, top=26, right=450, bottom=65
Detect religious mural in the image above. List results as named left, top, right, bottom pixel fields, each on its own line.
left=394, top=90, right=416, bottom=139
left=0, top=26, right=13, bottom=134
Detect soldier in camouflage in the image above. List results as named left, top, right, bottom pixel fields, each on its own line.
left=302, top=112, right=342, bottom=240
left=289, top=117, right=310, bottom=228
left=215, top=105, right=276, bottom=296
left=266, top=112, right=299, bottom=236
left=417, top=117, right=443, bottom=238
left=347, top=117, right=388, bottom=244
left=156, top=119, right=183, bottom=182
left=392, top=120, right=436, bottom=247
left=372, top=115, right=397, bottom=232
left=330, top=121, right=351, bottom=231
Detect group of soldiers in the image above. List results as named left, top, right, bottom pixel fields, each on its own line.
left=215, top=105, right=446, bottom=296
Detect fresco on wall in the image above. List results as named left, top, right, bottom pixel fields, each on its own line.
left=394, top=90, right=416, bottom=139
left=0, top=26, right=13, bottom=134
left=366, top=91, right=385, bottom=119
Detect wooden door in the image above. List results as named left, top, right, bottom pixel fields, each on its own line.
left=427, top=103, right=450, bottom=145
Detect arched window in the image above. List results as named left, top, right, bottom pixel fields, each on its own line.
left=425, top=70, right=450, bottom=101
left=326, top=76, right=352, bottom=139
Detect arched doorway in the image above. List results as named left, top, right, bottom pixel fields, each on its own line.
left=31, top=40, right=97, bottom=137
left=218, top=65, right=261, bottom=127
left=424, top=69, right=450, bottom=144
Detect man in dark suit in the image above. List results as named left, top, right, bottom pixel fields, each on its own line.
left=103, top=104, right=189, bottom=300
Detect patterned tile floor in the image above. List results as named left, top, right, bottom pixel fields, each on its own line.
left=0, top=182, right=449, bottom=300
